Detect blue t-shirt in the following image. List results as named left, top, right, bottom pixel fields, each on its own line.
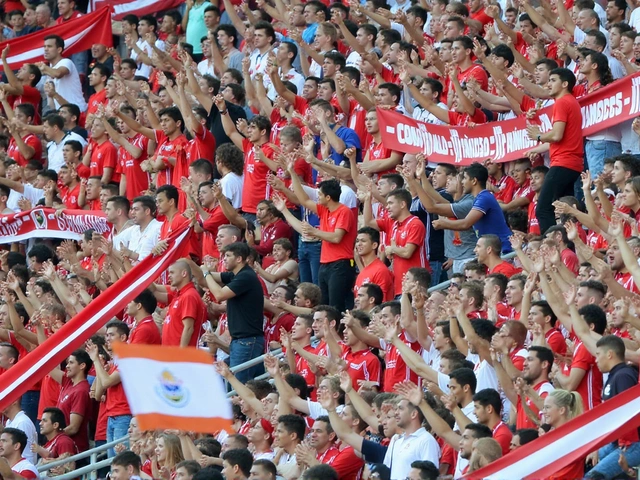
left=471, top=190, right=513, bottom=252
left=315, top=126, right=362, bottom=166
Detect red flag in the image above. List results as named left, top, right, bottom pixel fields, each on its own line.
left=0, top=225, right=193, bottom=412
left=0, top=7, right=113, bottom=71
left=89, top=0, right=182, bottom=20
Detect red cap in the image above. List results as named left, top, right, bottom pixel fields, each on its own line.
left=259, top=418, right=275, bottom=436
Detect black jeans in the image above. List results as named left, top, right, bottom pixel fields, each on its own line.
left=319, top=259, right=356, bottom=312
left=536, top=166, right=581, bottom=235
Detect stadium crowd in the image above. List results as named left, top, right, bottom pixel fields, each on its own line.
left=2, top=0, right=640, bottom=478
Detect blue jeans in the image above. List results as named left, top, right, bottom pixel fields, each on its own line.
left=430, top=261, right=446, bottom=287
left=585, top=140, right=622, bottom=178
left=21, top=390, right=39, bottom=426
left=586, top=441, right=640, bottom=479
left=107, top=415, right=132, bottom=458
left=298, top=241, right=321, bottom=284
left=229, top=336, right=265, bottom=384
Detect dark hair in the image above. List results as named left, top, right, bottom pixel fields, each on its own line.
left=60, top=104, right=80, bottom=123
left=156, top=184, right=179, bottom=206
left=132, top=195, right=157, bottom=216
left=253, top=460, right=276, bottom=479
left=550, top=67, right=577, bottom=92
left=63, top=139, right=83, bottom=155
left=190, top=158, right=214, bottom=179
left=44, top=34, right=64, bottom=50
left=408, top=267, right=431, bottom=290
left=464, top=423, right=493, bottom=439
left=193, top=467, right=224, bottom=480
left=254, top=20, right=275, bottom=43
left=585, top=49, right=613, bottom=86
left=284, top=373, right=309, bottom=399
left=221, top=449, right=253, bottom=478
left=112, top=450, right=142, bottom=470
left=596, top=334, right=625, bottom=361
left=302, top=465, right=338, bottom=480
left=473, top=388, right=502, bottom=415
left=378, top=28, right=401, bottom=46
left=472, top=319, right=497, bottom=342
left=486, top=273, right=508, bottom=297
left=70, top=348, right=93, bottom=376
left=158, top=107, right=184, bottom=131
left=139, top=14, right=157, bottom=31
left=531, top=300, right=557, bottom=327
left=318, top=179, right=341, bottom=202
left=2, top=428, right=27, bottom=454
left=519, top=12, right=537, bottom=28
left=39, top=169, right=58, bottom=184
left=324, top=51, right=346, bottom=70
left=222, top=242, right=251, bottom=261
left=0, top=343, right=18, bottom=365
left=528, top=346, right=554, bottom=375
left=361, top=284, right=383, bottom=306
left=277, top=414, right=306, bottom=441
left=515, top=428, right=539, bottom=446
left=107, top=195, right=130, bottom=213
left=43, top=113, right=64, bottom=130
left=248, top=115, right=271, bottom=136
left=176, top=460, right=201, bottom=477
left=584, top=29, right=607, bottom=49
left=28, top=244, right=53, bottom=263
left=409, top=461, right=438, bottom=480
left=449, top=368, right=477, bottom=394
left=105, top=320, right=130, bottom=338
left=578, top=304, right=607, bottom=335
left=463, top=162, right=489, bottom=188
left=43, top=407, right=67, bottom=430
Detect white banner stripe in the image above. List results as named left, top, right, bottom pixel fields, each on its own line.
left=0, top=230, right=82, bottom=244
left=486, top=397, right=640, bottom=479
left=0, top=228, right=190, bottom=400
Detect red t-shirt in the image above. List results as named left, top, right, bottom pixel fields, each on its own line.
left=489, top=261, right=521, bottom=278
left=9, top=86, right=41, bottom=113
left=154, top=129, right=189, bottom=189
left=448, top=108, right=487, bottom=126
left=492, top=421, right=512, bottom=456
left=549, top=94, right=584, bottom=172
left=317, top=203, right=356, bottom=264
left=516, top=380, right=553, bottom=429
left=295, top=344, right=317, bottom=396
left=354, top=258, right=394, bottom=302
left=545, top=328, right=567, bottom=356
left=470, top=8, right=494, bottom=27
left=43, top=433, right=77, bottom=459
left=87, top=89, right=108, bottom=118
left=326, top=445, right=364, bottom=480
left=528, top=197, right=540, bottom=235
left=129, top=316, right=161, bottom=345
left=106, top=363, right=130, bottom=417
left=377, top=215, right=427, bottom=296
left=340, top=345, right=382, bottom=390
left=264, top=313, right=296, bottom=351
left=455, top=64, right=489, bottom=91
left=200, top=206, right=228, bottom=259
left=241, top=138, right=274, bottom=214
left=60, top=183, right=81, bottom=210
left=366, top=140, right=396, bottom=177
left=254, top=219, right=293, bottom=257
left=89, top=139, right=119, bottom=182
left=382, top=331, right=422, bottom=392
left=117, top=133, right=150, bottom=200
left=162, top=283, right=207, bottom=347
left=56, top=377, right=91, bottom=452
left=7, top=134, right=42, bottom=166
left=513, top=180, right=535, bottom=205
left=186, top=127, right=216, bottom=164
left=488, top=175, right=517, bottom=203
left=561, top=248, right=580, bottom=275
left=569, top=341, right=602, bottom=411
left=56, top=11, right=82, bottom=24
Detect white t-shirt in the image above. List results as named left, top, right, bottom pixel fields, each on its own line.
left=220, top=173, right=244, bottom=209
left=413, top=102, right=447, bottom=125
left=383, top=428, right=440, bottom=478
left=132, top=39, right=166, bottom=79
left=47, top=131, right=87, bottom=173
left=48, top=58, right=86, bottom=111
left=6, top=411, right=38, bottom=465
left=197, top=59, right=216, bottom=77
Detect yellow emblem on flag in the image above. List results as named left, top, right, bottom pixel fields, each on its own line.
left=156, top=369, right=189, bottom=408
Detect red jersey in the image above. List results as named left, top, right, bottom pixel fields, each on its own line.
left=154, top=129, right=189, bottom=189
left=129, top=316, right=162, bottom=345
left=377, top=215, right=427, bottom=296
left=186, top=127, right=216, bottom=164
left=347, top=100, right=370, bottom=149
left=528, top=197, right=540, bottom=235
left=354, top=258, right=394, bottom=302
left=549, top=94, right=584, bottom=172
left=89, top=139, right=119, bottom=182
left=340, top=345, right=382, bottom=390
left=163, top=283, right=207, bottom=347
left=513, top=180, right=535, bottom=204
left=488, top=175, right=517, bottom=203
left=295, top=344, right=317, bottom=394
left=326, top=445, right=364, bottom=480
left=264, top=313, right=296, bottom=351
left=87, top=89, right=108, bottom=118
left=454, top=64, right=489, bottom=91
left=10, top=459, right=38, bottom=480
left=382, top=331, right=422, bottom=392
left=492, top=421, right=512, bottom=456
left=516, top=380, right=554, bottom=429
left=200, top=206, right=228, bottom=259
left=43, top=433, right=77, bottom=459
left=254, top=219, right=293, bottom=258
left=241, top=138, right=274, bottom=214
left=56, top=377, right=91, bottom=452
left=366, top=140, right=396, bottom=177
left=448, top=108, right=487, bottom=126
left=105, top=363, right=130, bottom=417
left=117, top=133, right=150, bottom=200
left=60, top=183, right=81, bottom=210
left=489, top=261, right=521, bottom=278
left=8, top=86, right=41, bottom=113
left=569, top=341, right=602, bottom=410
left=56, top=11, right=82, bottom=23
left=318, top=203, right=357, bottom=264
left=7, top=134, right=42, bottom=166
left=545, top=328, right=567, bottom=356
left=615, top=271, right=640, bottom=294
left=560, top=248, right=580, bottom=275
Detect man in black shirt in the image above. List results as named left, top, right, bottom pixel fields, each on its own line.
left=201, top=242, right=264, bottom=383
left=586, top=335, right=640, bottom=479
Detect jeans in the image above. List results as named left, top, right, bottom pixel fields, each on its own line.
left=241, top=212, right=257, bottom=227
left=586, top=441, right=640, bottom=479
left=71, top=51, right=88, bottom=77
left=298, top=241, right=321, bottom=284
left=585, top=140, right=621, bottom=178
left=536, top=166, right=581, bottom=235
left=452, top=257, right=475, bottom=275
left=22, top=390, right=39, bottom=427
left=229, top=336, right=265, bottom=384
left=318, top=259, right=356, bottom=312
left=107, top=415, right=132, bottom=458
left=429, top=260, right=446, bottom=287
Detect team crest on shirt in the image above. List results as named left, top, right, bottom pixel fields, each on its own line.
left=329, top=218, right=336, bottom=227
left=156, top=369, right=189, bottom=408
left=400, top=231, right=407, bottom=239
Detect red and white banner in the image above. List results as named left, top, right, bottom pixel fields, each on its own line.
left=0, top=208, right=109, bottom=244
left=0, top=225, right=193, bottom=412
left=0, top=7, right=113, bottom=71
left=88, top=0, right=183, bottom=20
left=378, top=71, right=640, bottom=165
left=464, top=383, right=640, bottom=479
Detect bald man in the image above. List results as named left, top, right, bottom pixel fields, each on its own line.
left=152, top=260, right=207, bottom=347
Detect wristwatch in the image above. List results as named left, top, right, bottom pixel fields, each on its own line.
left=203, top=271, right=211, bottom=278
left=537, top=135, right=541, bottom=142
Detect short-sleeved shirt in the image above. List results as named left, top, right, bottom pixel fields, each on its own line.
left=549, top=94, right=584, bottom=172
left=43, top=433, right=77, bottom=459
left=241, top=138, right=274, bottom=214
left=129, top=316, right=161, bottom=345
left=320, top=126, right=362, bottom=166
left=105, top=363, right=130, bottom=417
left=117, top=133, right=150, bottom=200
left=11, top=459, right=38, bottom=480
left=154, top=130, right=189, bottom=191
left=317, top=204, right=356, bottom=264
left=569, top=341, right=603, bottom=411
left=448, top=194, right=478, bottom=260
left=89, top=139, right=119, bottom=182
left=341, top=345, right=382, bottom=390
left=489, top=261, right=521, bottom=278
left=56, top=377, right=91, bottom=452
left=48, top=57, right=87, bottom=111
left=354, top=258, right=394, bottom=302
left=471, top=190, right=513, bottom=252
left=162, top=282, right=207, bottom=347
left=186, top=127, right=216, bottom=164
left=7, top=134, right=42, bottom=166
left=220, top=265, right=265, bottom=339
left=488, top=175, right=517, bottom=203
left=377, top=215, right=426, bottom=295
